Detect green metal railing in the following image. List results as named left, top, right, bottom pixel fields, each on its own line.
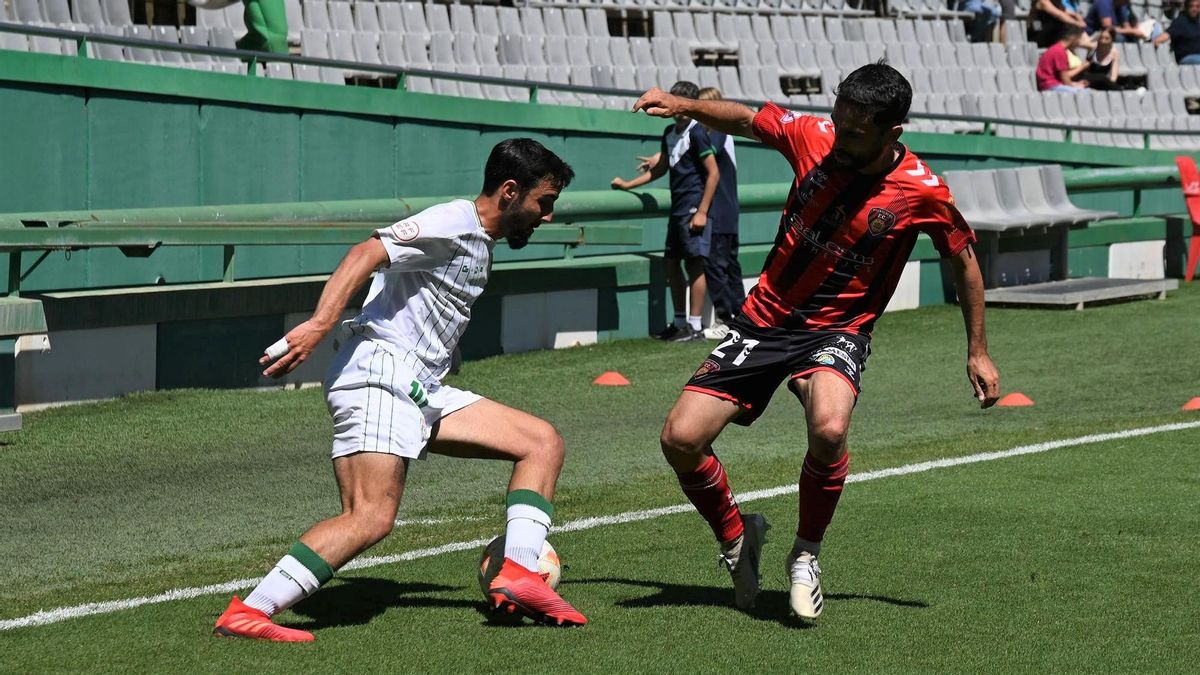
left=1, top=21, right=1196, bottom=150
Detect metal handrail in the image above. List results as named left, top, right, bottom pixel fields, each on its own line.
left=1, top=21, right=1196, bottom=142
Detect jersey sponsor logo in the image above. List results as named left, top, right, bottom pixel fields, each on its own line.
left=867, top=207, right=897, bottom=236
left=786, top=212, right=875, bottom=268
left=905, top=160, right=941, bottom=187
left=393, top=220, right=420, bottom=242
left=693, top=358, right=722, bottom=379
left=816, top=120, right=833, bottom=134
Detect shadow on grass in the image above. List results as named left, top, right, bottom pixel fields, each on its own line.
left=286, top=577, right=475, bottom=630
left=571, top=577, right=927, bottom=628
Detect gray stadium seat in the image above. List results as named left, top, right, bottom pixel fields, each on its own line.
left=266, top=62, right=293, bottom=79
left=453, top=33, right=478, bottom=66
left=477, top=6, right=502, bottom=36
left=151, top=25, right=186, bottom=65
left=196, top=5, right=227, bottom=29
left=499, top=7, right=521, bottom=36
left=329, top=1, right=355, bottom=31
left=584, top=8, right=608, bottom=38
left=520, top=7, right=545, bottom=35
left=354, top=1, right=380, bottom=33
left=995, top=168, right=1062, bottom=227
left=100, top=0, right=129, bottom=26
left=717, top=66, right=744, bottom=98
left=122, top=25, right=156, bottom=62
left=942, top=170, right=1027, bottom=231
left=520, top=35, right=546, bottom=67
left=587, top=37, right=612, bottom=66
left=543, top=8, right=566, bottom=37
left=304, top=1, right=331, bottom=30
left=564, top=8, right=588, bottom=37
left=429, top=32, right=452, bottom=65
left=1039, top=165, right=1118, bottom=224
left=400, top=3, right=428, bottom=38
left=300, top=28, right=329, bottom=59
left=13, top=0, right=44, bottom=22
left=224, top=4, right=245, bottom=34
left=353, top=30, right=382, bottom=68
left=377, top=2, right=403, bottom=33
left=426, top=4, right=451, bottom=34
left=403, top=32, right=430, bottom=67
left=449, top=5, right=474, bottom=35
left=545, top=36, right=570, bottom=66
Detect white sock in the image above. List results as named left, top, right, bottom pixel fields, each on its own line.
left=792, top=537, right=821, bottom=559
left=504, top=503, right=552, bottom=573
left=244, top=555, right=321, bottom=616
left=687, top=315, right=702, bottom=331
left=673, top=312, right=687, bottom=329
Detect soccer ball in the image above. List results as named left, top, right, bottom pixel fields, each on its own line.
left=477, top=536, right=561, bottom=597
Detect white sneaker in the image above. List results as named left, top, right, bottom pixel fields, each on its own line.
left=785, top=551, right=824, bottom=619
left=719, top=514, right=770, bottom=609
left=702, top=321, right=730, bottom=340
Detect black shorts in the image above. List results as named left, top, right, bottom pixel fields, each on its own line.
left=683, top=316, right=871, bottom=426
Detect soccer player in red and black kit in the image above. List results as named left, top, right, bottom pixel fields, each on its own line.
left=633, top=62, right=1002, bottom=619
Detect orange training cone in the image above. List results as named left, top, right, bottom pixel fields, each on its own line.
left=997, top=392, right=1035, bottom=407
left=593, top=371, right=630, bottom=386
left=1182, top=397, right=1200, bottom=411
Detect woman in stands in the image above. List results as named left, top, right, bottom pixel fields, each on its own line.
left=1080, top=28, right=1121, bottom=90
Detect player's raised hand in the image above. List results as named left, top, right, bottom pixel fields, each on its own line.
left=260, top=318, right=330, bottom=378
left=633, top=87, right=683, bottom=118
left=967, top=352, right=1000, bottom=409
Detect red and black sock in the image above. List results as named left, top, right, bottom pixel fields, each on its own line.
left=797, top=451, right=850, bottom=547
left=675, top=453, right=744, bottom=544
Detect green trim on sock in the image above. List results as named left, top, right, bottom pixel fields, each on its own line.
left=289, top=541, right=335, bottom=584
left=506, top=489, right=554, bottom=519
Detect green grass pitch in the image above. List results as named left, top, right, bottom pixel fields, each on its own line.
left=2, top=285, right=1199, bottom=672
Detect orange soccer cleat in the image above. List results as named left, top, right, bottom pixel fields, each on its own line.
left=487, top=558, right=587, bottom=627
left=212, top=596, right=315, bottom=643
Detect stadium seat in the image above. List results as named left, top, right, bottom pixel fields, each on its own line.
left=498, top=7, right=521, bottom=36
left=13, top=0, right=44, bottom=22
left=450, top=4, right=475, bottom=35
left=301, top=28, right=330, bottom=59
left=354, top=1, right=380, bottom=33
left=400, top=3, right=428, bottom=39
left=88, top=24, right=124, bottom=60
left=430, top=32, right=452, bottom=66
left=151, top=25, right=186, bottom=65
left=377, top=2, right=403, bottom=34
left=519, top=7, right=545, bottom=35
left=69, top=0, right=105, bottom=26
left=266, top=62, right=293, bottom=79
left=1039, top=165, right=1119, bottom=224
left=329, top=1, right=355, bottom=31
left=426, top=4, right=451, bottom=34
left=197, top=5, right=228, bottom=29
left=99, top=0, right=128, bottom=26
left=943, top=170, right=1027, bottom=230
left=304, top=0, right=331, bottom=31
left=285, top=0, right=302, bottom=43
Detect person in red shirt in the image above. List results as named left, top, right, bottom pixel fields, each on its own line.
left=632, top=62, right=1001, bottom=620
left=1036, top=26, right=1091, bottom=92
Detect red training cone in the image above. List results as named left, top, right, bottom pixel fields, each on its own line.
left=1182, top=397, right=1200, bottom=411
left=997, top=392, right=1035, bottom=407
left=593, top=371, right=630, bottom=386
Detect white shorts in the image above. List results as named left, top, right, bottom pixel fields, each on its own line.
left=325, top=337, right=482, bottom=460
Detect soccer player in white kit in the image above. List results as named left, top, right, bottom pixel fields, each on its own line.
left=213, top=139, right=586, bottom=641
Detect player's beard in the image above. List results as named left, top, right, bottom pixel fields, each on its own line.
left=500, top=195, right=537, bottom=250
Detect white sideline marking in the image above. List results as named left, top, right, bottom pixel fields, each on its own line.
left=3, top=420, right=1198, bottom=632
left=394, top=515, right=488, bottom=527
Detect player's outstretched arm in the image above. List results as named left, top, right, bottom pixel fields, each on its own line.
left=260, top=236, right=390, bottom=378
left=950, top=244, right=1001, bottom=408
left=632, top=88, right=760, bottom=141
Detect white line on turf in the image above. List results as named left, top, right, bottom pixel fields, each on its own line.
left=3, top=420, right=1198, bottom=632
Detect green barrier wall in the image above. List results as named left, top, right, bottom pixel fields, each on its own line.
left=0, top=50, right=1193, bottom=294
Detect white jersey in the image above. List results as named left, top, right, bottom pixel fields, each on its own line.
left=343, top=199, right=494, bottom=384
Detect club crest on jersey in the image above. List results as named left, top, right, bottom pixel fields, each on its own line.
left=693, top=359, right=721, bottom=379
left=867, top=208, right=896, bottom=236
left=392, top=220, right=420, bottom=242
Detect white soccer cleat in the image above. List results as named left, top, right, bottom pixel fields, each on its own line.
left=719, top=514, right=769, bottom=609
left=786, top=551, right=824, bottom=619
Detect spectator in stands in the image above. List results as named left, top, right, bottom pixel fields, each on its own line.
left=1153, top=0, right=1200, bottom=64
left=612, top=81, right=720, bottom=343
left=191, top=0, right=288, bottom=53
left=1037, top=26, right=1092, bottom=92
left=958, top=0, right=1002, bottom=42
left=1086, top=0, right=1159, bottom=42
left=1032, top=0, right=1089, bottom=48
left=695, top=87, right=744, bottom=340
left=1080, top=28, right=1121, bottom=88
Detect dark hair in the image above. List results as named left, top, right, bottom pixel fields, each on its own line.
left=481, top=138, right=575, bottom=195
left=669, top=80, right=700, bottom=99
left=833, top=60, right=912, bottom=129
left=1060, top=25, right=1084, bottom=39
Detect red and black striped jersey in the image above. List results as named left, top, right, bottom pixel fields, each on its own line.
left=742, top=102, right=975, bottom=335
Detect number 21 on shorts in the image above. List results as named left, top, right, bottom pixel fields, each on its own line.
left=710, top=330, right=759, bottom=366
